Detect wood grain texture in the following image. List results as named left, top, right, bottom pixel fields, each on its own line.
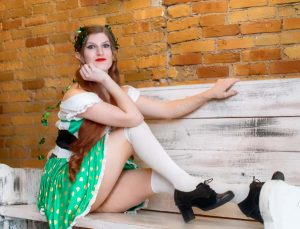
left=0, top=205, right=263, bottom=229
left=0, top=79, right=299, bottom=227
left=136, top=79, right=300, bottom=220
left=140, top=78, right=300, bottom=118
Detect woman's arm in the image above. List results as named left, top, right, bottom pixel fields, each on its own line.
left=76, top=63, right=144, bottom=127
left=134, top=78, right=239, bottom=119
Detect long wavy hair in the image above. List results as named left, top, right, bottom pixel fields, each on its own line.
left=68, top=25, right=120, bottom=182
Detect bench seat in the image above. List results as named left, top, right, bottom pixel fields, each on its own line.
left=0, top=204, right=262, bottom=229
left=1, top=78, right=299, bottom=229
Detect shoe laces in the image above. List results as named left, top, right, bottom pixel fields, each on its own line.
left=252, top=176, right=262, bottom=183
left=204, top=178, right=213, bottom=185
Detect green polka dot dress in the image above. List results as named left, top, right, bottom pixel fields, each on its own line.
left=37, top=88, right=146, bottom=229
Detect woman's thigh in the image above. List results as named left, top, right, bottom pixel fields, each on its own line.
left=94, top=168, right=154, bottom=213
left=89, top=128, right=135, bottom=212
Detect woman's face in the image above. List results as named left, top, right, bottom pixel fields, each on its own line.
left=79, top=32, right=114, bottom=72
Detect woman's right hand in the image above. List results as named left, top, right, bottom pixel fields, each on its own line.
left=79, top=63, right=109, bottom=84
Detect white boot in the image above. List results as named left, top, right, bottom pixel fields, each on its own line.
left=260, top=180, right=300, bottom=229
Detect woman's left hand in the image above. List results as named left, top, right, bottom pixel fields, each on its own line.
left=204, top=78, right=240, bottom=100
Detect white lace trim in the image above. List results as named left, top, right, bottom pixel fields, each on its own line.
left=58, top=92, right=101, bottom=121
left=123, top=85, right=140, bottom=102
left=52, top=145, right=72, bottom=160
left=55, top=120, right=70, bottom=130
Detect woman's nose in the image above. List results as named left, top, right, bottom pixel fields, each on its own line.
left=96, top=47, right=104, bottom=55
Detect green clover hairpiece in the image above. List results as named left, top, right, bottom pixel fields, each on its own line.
left=74, top=27, right=88, bottom=52
left=105, top=24, right=120, bottom=50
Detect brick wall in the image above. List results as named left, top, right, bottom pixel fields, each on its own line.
left=1, top=0, right=300, bottom=168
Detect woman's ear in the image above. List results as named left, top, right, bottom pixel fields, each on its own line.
left=75, top=52, right=85, bottom=63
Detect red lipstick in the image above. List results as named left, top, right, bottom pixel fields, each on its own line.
left=96, top=58, right=106, bottom=62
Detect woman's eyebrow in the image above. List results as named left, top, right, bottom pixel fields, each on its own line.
left=86, top=40, right=110, bottom=45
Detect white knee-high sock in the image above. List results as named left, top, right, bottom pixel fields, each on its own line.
left=151, top=171, right=174, bottom=194
left=124, top=122, right=205, bottom=192
left=125, top=121, right=250, bottom=202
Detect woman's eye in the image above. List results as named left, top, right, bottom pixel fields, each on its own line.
left=103, top=43, right=110, bottom=48
left=87, top=45, right=95, bottom=49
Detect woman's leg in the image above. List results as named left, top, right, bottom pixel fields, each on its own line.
left=89, top=128, right=172, bottom=212
left=95, top=168, right=153, bottom=213
left=89, top=128, right=136, bottom=212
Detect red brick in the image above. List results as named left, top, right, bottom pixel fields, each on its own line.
left=11, top=29, right=32, bottom=39
left=196, top=66, right=229, bottom=78
left=163, top=0, right=198, bottom=5
left=235, top=63, right=268, bottom=76
left=25, top=15, right=46, bottom=27
left=283, top=18, right=300, bottom=30
left=2, top=19, right=22, bottom=30
left=203, top=24, right=239, bottom=38
left=22, top=79, right=45, bottom=90
left=133, top=7, right=165, bottom=20
left=118, top=59, right=136, bottom=71
left=0, top=72, right=14, bottom=81
left=203, top=52, right=240, bottom=64
left=199, top=14, right=225, bottom=26
left=170, top=53, right=202, bottom=65
left=242, top=48, right=281, bottom=61
left=5, top=8, right=32, bottom=19
left=171, top=40, right=215, bottom=54
left=11, top=115, right=35, bottom=125
left=124, top=0, right=151, bottom=10
left=241, top=20, right=281, bottom=34
left=125, top=70, right=152, bottom=82
left=5, top=0, right=24, bottom=9
left=0, top=127, right=14, bottom=136
left=0, top=81, right=22, bottom=92
left=218, top=38, right=254, bottom=50
left=192, top=1, right=228, bottom=14
left=229, top=0, right=267, bottom=9
left=9, top=92, right=31, bottom=102
left=33, top=3, right=55, bottom=14
left=70, top=6, right=97, bottom=18
left=270, top=60, right=300, bottom=74
left=80, top=0, right=107, bottom=6
left=123, top=22, right=150, bottom=35
left=167, top=28, right=201, bottom=44
left=24, top=103, right=45, bottom=113
left=107, top=13, right=134, bottom=25
left=167, top=16, right=199, bottom=32
left=270, top=0, right=300, bottom=4
left=137, top=55, right=166, bottom=68
left=167, top=4, right=190, bottom=18
left=0, top=115, right=12, bottom=125
left=2, top=103, right=24, bottom=113
left=134, top=31, right=164, bottom=45
left=56, top=0, right=79, bottom=10
left=25, top=37, right=48, bottom=48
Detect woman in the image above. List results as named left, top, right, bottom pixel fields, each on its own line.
left=37, top=25, right=284, bottom=229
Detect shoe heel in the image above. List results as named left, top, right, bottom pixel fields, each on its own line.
left=178, top=205, right=195, bottom=223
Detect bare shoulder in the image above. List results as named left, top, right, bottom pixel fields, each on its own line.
left=62, top=84, right=87, bottom=101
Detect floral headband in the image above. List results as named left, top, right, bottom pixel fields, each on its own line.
left=73, top=25, right=120, bottom=52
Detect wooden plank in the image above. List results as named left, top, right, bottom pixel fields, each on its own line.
left=137, top=150, right=300, bottom=185
left=147, top=117, right=300, bottom=152
left=140, top=79, right=300, bottom=118
left=138, top=149, right=300, bottom=219
left=0, top=164, right=42, bottom=205
left=0, top=205, right=263, bottom=229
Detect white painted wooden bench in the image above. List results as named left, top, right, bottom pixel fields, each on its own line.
left=1, top=78, right=300, bottom=229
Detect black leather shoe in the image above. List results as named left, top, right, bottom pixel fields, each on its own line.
left=238, top=171, right=285, bottom=223
left=174, top=178, right=235, bottom=223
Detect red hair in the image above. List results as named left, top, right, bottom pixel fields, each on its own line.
left=68, top=25, right=119, bottom=182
